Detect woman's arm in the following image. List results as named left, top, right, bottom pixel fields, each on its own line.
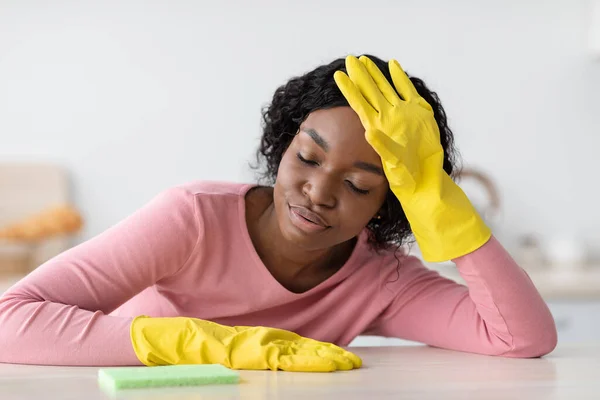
left=370, top=236, right=557, bottom=358
left=335, top=56, right=556, bottom=357
left=0, top=186, right=200, bottom=365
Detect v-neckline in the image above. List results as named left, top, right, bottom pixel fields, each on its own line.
left=237, top=183, right=368, bottom=297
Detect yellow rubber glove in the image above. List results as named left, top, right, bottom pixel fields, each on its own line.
left=334, top=56, right=491, bottom=262
left=130, top=316, right=362, bottom=372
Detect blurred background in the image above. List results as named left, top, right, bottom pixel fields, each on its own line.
left=0, top=0, right=599, bottom=346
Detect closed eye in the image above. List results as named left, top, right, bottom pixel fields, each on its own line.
left=297, top=152, right=318, bottom=166
left=346, top=181, right=370, bottom=195
left=297, top=153, right=371, bottom=195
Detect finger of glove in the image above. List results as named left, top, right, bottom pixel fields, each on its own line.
left=389, top=59, right=419, bottom=102
left=289, top=340, right=353, bottom=369
left=335, top=348, right=362, bottom=369
left=329, top=348, right=362, bottom=369
left=359, top=55, right=399, bottom=106
left=295, top=338, right=363, bottom=369
left=255, top=326, right=300, bottom=342
left=365, top=129, right=406, bottom=163
left=304, top=340, right=363, bottom=369
left=315, top=348, right=356, bottom=370
left=334, top=70, right=375, bottom=123
left=366, top=131, right=417, bottom=190
left=279, top=355, right=337, bottom=372
left=345, top=55, right=388, bottom=111
left=386, top=162, right=417, bottom=193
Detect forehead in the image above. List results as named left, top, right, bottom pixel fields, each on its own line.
left=299, top=107, right=370, bottom=152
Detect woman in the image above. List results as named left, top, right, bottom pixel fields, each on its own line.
left=0, top=55, right=557, bottom=371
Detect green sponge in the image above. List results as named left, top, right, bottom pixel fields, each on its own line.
left=98, top=364, right=240, bottom=391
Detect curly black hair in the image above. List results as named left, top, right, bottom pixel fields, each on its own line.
left=253, top=54, right=461, bottom=252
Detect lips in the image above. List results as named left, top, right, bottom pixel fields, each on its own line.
left=289, top=205, right=329, bottom=227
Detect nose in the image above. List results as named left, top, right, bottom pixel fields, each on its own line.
left=302, top=174, right=337, bottom=208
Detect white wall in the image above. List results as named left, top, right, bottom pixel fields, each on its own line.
left=1, top=0, right=599, bottom=258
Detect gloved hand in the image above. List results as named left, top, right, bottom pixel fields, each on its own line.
left=130, top=316, right=362, bottom=372
left=334, top=55, right=491, bottom=262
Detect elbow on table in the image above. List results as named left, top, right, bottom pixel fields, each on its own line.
left=0, top=294, right=42, bottom=364
left=500, top=320, right=558, bottom=358
left=0, top=297, right=20, bottom=363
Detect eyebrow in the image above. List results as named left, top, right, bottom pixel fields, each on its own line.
left=300, top=127, right=384, bottom=176
left=302, top=128, right=329, bottom=151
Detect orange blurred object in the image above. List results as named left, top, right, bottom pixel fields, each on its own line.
left=0, top=204, right=83, bottom=242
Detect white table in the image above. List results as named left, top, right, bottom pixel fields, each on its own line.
left=0, top=343, right=598, bottom=399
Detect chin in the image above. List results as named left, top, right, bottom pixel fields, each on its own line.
left=279, top=211, right=333, bottom=251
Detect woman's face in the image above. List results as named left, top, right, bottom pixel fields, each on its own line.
left=273, top=107, right=389, bottom=250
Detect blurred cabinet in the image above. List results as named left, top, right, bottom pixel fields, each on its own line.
left=548, top=300, right=600, bottom=343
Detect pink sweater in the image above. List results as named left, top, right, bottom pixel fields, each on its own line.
left=0, top=181, right=557, bottom=366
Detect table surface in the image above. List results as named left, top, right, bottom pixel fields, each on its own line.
left=0, top=343, right=598, bottom=400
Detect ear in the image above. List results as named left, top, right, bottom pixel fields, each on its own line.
left=370, top=207, right=385, bottom=224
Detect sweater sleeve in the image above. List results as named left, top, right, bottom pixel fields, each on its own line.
left=369, top=236, right=557, bottom=358
left=0, top=186, right=200, bottom=366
